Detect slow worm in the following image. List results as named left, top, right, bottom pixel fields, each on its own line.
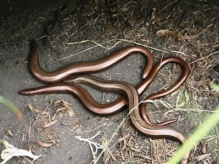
left=29, top=40, right=154, bottom=83
left=54, top=75, right=190, bottom=163
left=20, top=42, right=191, bottom=162
left=21, top=55, right=189, bottom=125
left=20, top=75, right=190, bottom=163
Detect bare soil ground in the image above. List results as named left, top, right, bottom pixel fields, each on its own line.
left=0, top=0, right=218, bottom=163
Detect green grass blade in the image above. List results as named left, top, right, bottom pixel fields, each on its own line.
left=0, top=96, right=25, bottom=125
left=167, top=106, right=219, bottom=164
left=167, top=83, right=219, bottom=163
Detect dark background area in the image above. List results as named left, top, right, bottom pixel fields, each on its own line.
left=0, top=0, right=67, bottom=16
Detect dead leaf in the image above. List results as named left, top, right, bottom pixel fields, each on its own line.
left=38, top=141, right=53, bottom=148
left=6, top=129, right=14, bottom=137
left=177, top=32, right=184, bottom=41
left=52, top=107, right=66, bottom=120
left=41, top=111, right=49, bottom=116
left=67, top=107, right=75, bottom=117
left=54, top=100, right=75, bottom=117
left=27, top=103, right=33, bottom=111
left=156, top=29, right=173, bottom=37
left=33, top=107, right=43, bottom=113
left=43, top=120, right=57, bottom=128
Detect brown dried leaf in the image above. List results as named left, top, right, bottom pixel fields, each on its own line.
left=27, top=103, right=34, bottom=111
left=56, top=100, right=75, bottom=117
left=27, top=103, right=42, bottom=113
left=41, top=111, right=49, bottom=116
left=6, top=129, right=14, bottom=137
left=67, top=107, right=75, bottom=117
left=177, top=32, right=184, bottom=41
left=43, top=120, right=57, bottom=128
left=33, top=107, right=43, bottom=113
left=156, top=29, right=173, bottom=37
left=38, top=141, right=53, bottom=148
left=52, top=107, right=66, bottom=120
